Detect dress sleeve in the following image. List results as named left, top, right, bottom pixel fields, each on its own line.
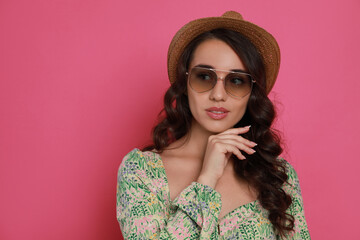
left=282, top=160, right=311, bottom=239
left=116, top=150, right=222, bottom=240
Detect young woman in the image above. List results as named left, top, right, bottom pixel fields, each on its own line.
left=117, top=11, right=310, bottom=239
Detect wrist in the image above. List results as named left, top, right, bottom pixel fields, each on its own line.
left=197, top=174, right=218, bottom=189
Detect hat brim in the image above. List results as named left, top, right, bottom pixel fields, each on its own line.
left=167, top=15, right=280, bottom=94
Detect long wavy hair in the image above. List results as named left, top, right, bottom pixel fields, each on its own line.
left=142, top=28, right=294, bottom=237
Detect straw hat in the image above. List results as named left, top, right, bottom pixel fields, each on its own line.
left=167, top=11, right=280, bottom=94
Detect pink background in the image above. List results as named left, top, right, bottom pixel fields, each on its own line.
left=1, top=0, right=359, bottom=239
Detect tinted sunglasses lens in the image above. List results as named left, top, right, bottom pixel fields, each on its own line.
left=189, top=68, right=216, bottom=92
left=225, top=73, right=253, bottom=98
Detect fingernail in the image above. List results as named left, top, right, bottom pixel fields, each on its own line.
left=251, top=149, right=256, bottom=153
left=245, top=125, right=251, bottom=128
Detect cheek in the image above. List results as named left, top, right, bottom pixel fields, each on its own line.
left=187, top=83, right=196, bottom=113
left=232, top=98, right=250, bottom=122
left=187, top=90, right=207, bottom=120
left=187, top=93, right=200, bottom=115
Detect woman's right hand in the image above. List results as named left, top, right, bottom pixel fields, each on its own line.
left=197, top=126, right=257, bottom=189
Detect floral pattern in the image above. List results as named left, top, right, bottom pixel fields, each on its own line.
left=117, top=148, right=311, bottom=239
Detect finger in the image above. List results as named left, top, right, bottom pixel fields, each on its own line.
left=214, top=139, right=256, bottom=155
left=217, top=126, right=251, bottom=136
left=213, top=134, right=257, bottom=147
left=224, top=144, right=246, bottom=160
left=211, top=141, right=246, bottom=160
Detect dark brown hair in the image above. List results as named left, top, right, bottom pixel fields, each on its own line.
left=143, top=28, right=294, bottom=237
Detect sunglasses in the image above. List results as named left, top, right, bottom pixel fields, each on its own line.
left=186, top=66, right=256, bottom=99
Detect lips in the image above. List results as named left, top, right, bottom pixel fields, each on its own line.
left=205, top=107, right=229, bottom=120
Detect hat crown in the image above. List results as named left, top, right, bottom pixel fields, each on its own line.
left=221, top=11, right=243, bottom=20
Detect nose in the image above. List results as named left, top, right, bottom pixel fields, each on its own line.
left=209, top=75, right=227, bottom=101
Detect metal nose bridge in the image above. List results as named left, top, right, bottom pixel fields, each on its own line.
left=215, top=72, right=227, bottom=82
left=211, top=73, right=228, bottom=99
left=213, top=69, right=227, bottom=80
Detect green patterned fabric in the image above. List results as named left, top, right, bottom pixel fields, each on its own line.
left=117, top=148, right=310, bottom=239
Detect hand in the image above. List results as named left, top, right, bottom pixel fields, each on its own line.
left=197, top=126, right=257, bottom=188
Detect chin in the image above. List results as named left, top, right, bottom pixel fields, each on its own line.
left=202, top=121, right=235, bottom=134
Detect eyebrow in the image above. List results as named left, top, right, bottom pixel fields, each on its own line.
left=194, top=64, right=248, bottom=73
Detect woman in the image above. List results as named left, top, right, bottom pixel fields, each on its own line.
left=117, top=11, right=310, bottom=239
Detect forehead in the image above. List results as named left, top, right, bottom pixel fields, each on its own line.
left=189, top=38, right=246, bottom=71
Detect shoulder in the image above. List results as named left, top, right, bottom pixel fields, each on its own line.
left=118, top=148, right=166, bottom=182
left=277, top=157, right=299, bottom=180
left=118, top=148, right=142, bottom=175
left=277, top=157, right=302, bottom=195
left=119, top=148, right=163, bottom=170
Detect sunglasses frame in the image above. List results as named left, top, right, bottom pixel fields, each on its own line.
left=186, top=66, right=256, bottom=99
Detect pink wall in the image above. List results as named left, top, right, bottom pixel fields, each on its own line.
left=1, top=0, right=359, bottom=239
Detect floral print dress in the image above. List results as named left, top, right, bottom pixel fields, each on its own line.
left=116, top=148, right=310, bottom=239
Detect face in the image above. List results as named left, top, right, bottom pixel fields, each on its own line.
left=187, top=38, right=251, bottom=134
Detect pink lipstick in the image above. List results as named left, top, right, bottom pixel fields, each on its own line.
left=205, top=107, right=229, bottom=120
